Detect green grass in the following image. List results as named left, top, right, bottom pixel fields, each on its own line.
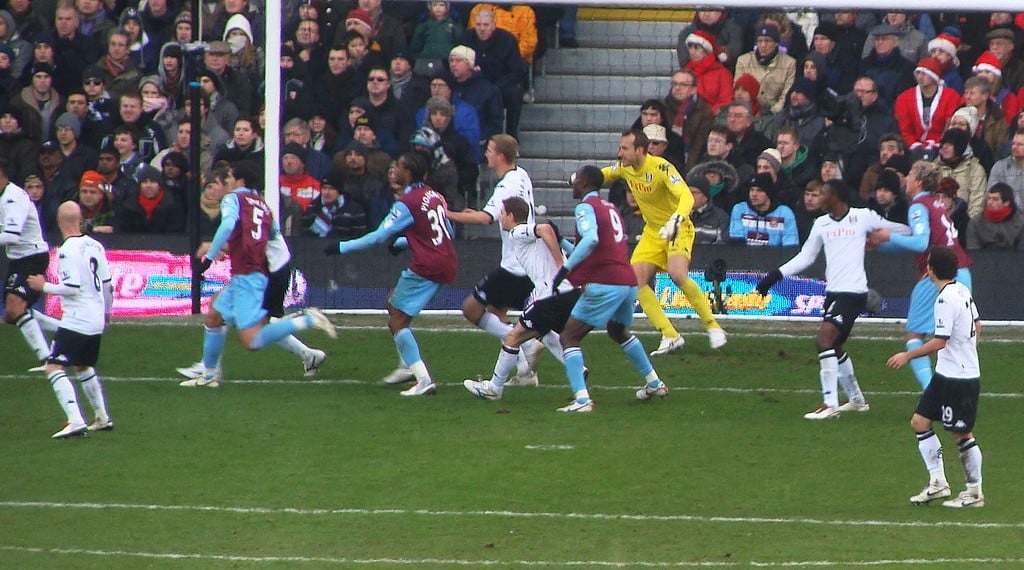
left=2, top=316, right=1023, bottom=568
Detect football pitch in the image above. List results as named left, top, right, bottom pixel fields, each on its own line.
left=2, top=315, right=1023, bottom=568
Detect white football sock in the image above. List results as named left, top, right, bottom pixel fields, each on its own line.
left=478, top=312, right=512, bottom=339
left=32, top=309, right=61, bottom=334
left=76, top=367, right=110, bottom=421
left=837, top=353, right=865, bottom=404
left=491, top=345, right=520, bottom=389
left=958, top=438, right=983, bottom=490
left=48, top=370, right=85, bottom=425
left=916, top=429, right=947, bottom=483
left=818, top=349, right=839, bottom=408
left=540, top=331, right=564, bottom=363
left=17, top=312, right=51, bottom=361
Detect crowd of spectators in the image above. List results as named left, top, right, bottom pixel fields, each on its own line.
left=2, top=2, right=1023, bottom=252
left=1, top=0, right=572, bottom=239
left=612, top=8, right=1024, bottom=251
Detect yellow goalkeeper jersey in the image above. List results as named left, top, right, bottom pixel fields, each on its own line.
left=601, top=154, right=692, bottom=230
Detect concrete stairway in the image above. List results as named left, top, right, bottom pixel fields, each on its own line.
left=508, top=17, right=684, bottom=235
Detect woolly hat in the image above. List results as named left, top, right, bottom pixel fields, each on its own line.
left=686, top=174, right=711, bottom=197
left=951, top=106, right=979, bottom=136
left=757, top=148, right=782, bottom=172
left=426, top=95, right=453, bottom=116
left=449, top=45, right=476, bottom=67
left=346, top=8, right=373, bottom=30
left=755, top=23, right=780, bottom=43
left=30, top=62, right=53, bottom=77
left=789, top=77, right=817, bottom=100
left=136, top=164, right=163, bottom=183
left=119, top=7, right=142, bottom=27
left=875, top=169, right=901, bottom=193
left=79, top=170, right=105, bottom=191
left=884, top=153, right=911, bottom=175
left=1, top=106, right=23, bottom=125
left=353, top=115, right=375, bottom=131
left=914, top=57, right=944, bottom=84
left=972, top=51, right=1002, bottom=76
left=410, top=126, right=442, bottom=149
left=940, top=128, right=970, bottom=157
left=748, top=172, right=777, bottom=201
left=174, top=10, right=192, bottom=26
left=813, top=21, right=839, bottom=41
left=935, top=176, right=960, bottom=198
left=55, top=112, right=81, bottom=138
left=281, top=142, right=307, bottom=161
left=733, top=73, right=761, bottom=116
left=33, top=32, right=56, bottom=48
left=928, top=27, right=961, bottom=63
left=0, top=43, right=14, bottom=61
left=642, top=124, right=668, bottom=143
left=82, top=64, right=105, bottom=82
left=686, top=30, right=717, bottom=55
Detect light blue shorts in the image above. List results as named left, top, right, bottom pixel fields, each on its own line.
left=214, top=272, right=269, bottom=330
left=389, top=269, right=443, bottom=317
left=570, top=284, right=638, bottom=329
left=906, top=268, right=972, bottom=334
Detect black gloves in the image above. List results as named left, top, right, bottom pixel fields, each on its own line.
left=755, top=269, right=783, bottom=296
left=551, top=267, right=569, bottom=295
left=386, top=236, right=404, bottom=256
left=197, top=255, right=213, bottom=274
left=323, top=242, right=341, bottom=256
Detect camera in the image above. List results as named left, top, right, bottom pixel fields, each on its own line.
left=704, top=258, right=727, bottom=283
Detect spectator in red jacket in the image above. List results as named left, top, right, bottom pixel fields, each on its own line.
left=682, top=29, right=732, bottom=114
left=894, top=57, right=961, bottom=154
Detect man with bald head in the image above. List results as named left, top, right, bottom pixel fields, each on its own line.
left=27, top=201, right=114, bottom=439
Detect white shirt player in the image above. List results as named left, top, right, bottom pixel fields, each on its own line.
left=43, top=235, right=113, bottom=336
left=0, top=182, right=49, bottom=259
left=933, top=281, right=980, bottom=379
left=779, top=208, right=910, bottom=293
left=508, top=222, right=573, bottom=302
left=482, top=166, right=535, bottom=276
left=266, top=227, right=290, bottom=273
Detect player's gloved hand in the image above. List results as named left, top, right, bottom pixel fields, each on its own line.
left=755, top=269, right=783, bottom=296
left=323, top=242, right=342, bottom=256
left=551, top=266, right=569, bottom=295
left=658, top=213, right=684, bottom=241
left=386, top=236, right=405, bottom=256
left=197, top=255, right=213, bottom=274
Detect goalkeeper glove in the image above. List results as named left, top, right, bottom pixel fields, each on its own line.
left=755, top=269, right=783, bottom=296
left=323, top=242, right=342, bottom=256
left=197, top=255, right=213, bottom=274
left=658, top=213, right=684, bottom=242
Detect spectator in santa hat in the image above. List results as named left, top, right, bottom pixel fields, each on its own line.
left=894, top=56, right=962, bottom=153
left=971, top=50, right=1021, bottom=121
left=681, top=29, right=733, bottom=114
left=675, top=8, right=743, bottom=69
left=928, top=26, right=964, bottom=94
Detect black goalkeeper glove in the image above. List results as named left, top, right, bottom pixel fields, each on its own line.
left=551, top=266, right=569, bottom=295
left=323, top=242, right=341, bottom=256
left=197, top=255, right=213, bottom=274
left=755, top=268, right=783, bottom=296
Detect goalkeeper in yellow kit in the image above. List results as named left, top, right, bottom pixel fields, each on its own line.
left=602, top=128, right=727, bottom=354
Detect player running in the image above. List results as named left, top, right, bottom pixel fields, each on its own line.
left=324, top=152, right=457, bottom=397
left=602, top=128, right=726, bottom=355
left=180, top=160, right=336, bottom=388
left=756, top=181, right=910, bottom=419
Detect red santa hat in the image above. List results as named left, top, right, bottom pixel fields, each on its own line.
left=914, top=57, right=945, bottom=84
left=927, top=29, right=961, bottom=63
left=686, top=30, right=718, bottom=57
left=972, top=50, right=1003, bottom=77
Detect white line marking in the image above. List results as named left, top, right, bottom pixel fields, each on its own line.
left=3, top=375, right=1021, bottom=399
left=2, top=501, right=1020, bottom=529
left=2, top=546, right=1021, bottom=567
left=0, top=545, right=734, bottom=567
left=524, top=444, right=575, bottom=450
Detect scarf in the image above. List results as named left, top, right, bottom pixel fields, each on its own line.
left=984, top=204, right=1013, bottom=223
left=311, top=198, right=341, bottom=237
left=708, top=180, right=725, bottom=198
left=200, top=190, right=221, bottom=219
left=687, top=54, right=717, bottom=76
left=391, top=73, right=411, bottom=100
left=755, top=47, right=777, bottom=67
left=103, top=53, right=129, bottom=77
left=138, top=189, right=164, bottom=221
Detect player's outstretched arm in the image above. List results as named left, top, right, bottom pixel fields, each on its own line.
left=324, top=202, right=414, bottom=255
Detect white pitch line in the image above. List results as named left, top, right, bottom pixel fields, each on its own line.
left=2, top=375, right=1022, bottom=399
left=1, top=547, right=1022, bottom=569
left=2, top=501, right=1021, bottom=530
left=0, top=546, right=734, bottom=567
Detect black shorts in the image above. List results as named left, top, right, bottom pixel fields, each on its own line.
left=472, top=267, right=534, bottom=310
left=263, top=263, right=291, bottom=318
left=48, top=328, right=102, bottom=367
left=519, top=289, right=582, bottom=335
left=4, top=252, right=49, bottom=306
left=822, top=292, right=866, bottom=344
left=915, top=373, right=981, bottom=434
